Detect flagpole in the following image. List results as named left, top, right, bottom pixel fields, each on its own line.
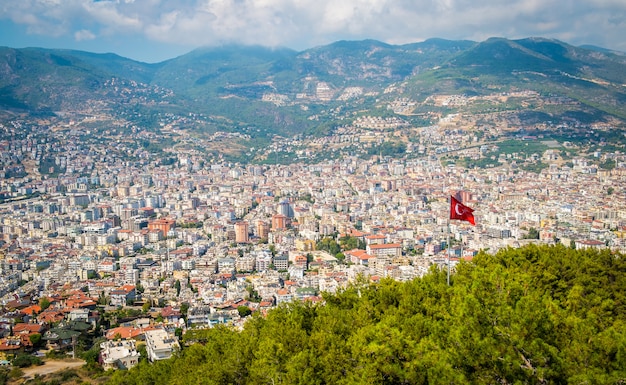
left=446, top=210, right=450, bottom=286
left=459, top=218, right=464, bottom=262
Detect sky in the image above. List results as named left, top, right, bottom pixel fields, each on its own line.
left=0, top=0, right=625, bottom=63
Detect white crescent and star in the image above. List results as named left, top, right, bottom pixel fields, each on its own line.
left=454, top=203, right=466, bottom=216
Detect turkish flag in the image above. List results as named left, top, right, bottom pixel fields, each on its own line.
left=450, top=196, right=475, bottom=225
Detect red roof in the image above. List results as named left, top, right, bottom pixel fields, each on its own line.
left=345, top=249, right=374, bottom=260
left=161, top=306, right=182, bottom=317
left=13, top=323, right=44, bottom=334
left=20, top=305, right=42, bottom=316
left=37, top=310, right=65, bottom=324
left=105, top=325, right=159, bottom=340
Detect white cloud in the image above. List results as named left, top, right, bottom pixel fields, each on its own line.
left=74, top=29, right=96, bottom=41
left=1, top=0, right=626, bottom=55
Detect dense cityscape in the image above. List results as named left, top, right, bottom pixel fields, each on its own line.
left=1, top=96, right=625, bottom=375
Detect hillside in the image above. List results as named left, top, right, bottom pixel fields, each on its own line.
left=1, top=37, right=626, bottom=162
left=98, top=244, right=626, bottom=385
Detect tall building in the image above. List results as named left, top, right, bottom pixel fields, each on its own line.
left=148, top=218, right=175, bottom=236
left=272, top=214, right=288, bottom=230
left=278, top=200, right=294, bottom=218
left=257, top=220, right=270, bottom=240
left=234, top=221, right=249, bottom=243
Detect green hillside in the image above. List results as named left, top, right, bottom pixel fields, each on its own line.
left=106, top=244, right=626, bottom=385
left=1, top=37, right=626, bottom=141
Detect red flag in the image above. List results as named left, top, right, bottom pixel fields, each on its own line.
left=450, top=196, right=475, bottom=225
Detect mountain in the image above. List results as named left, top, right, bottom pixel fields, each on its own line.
left=1, top=37, right=625, bottom=138
left=403, top=37, right=626, bottom=121
left=0, top=47, right=161, bottom=114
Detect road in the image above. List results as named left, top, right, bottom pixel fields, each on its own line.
left=20, top=359, right=85, bottom=379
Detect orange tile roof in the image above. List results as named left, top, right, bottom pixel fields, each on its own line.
left=13, top=323, right=44, bottom=334
left=20, top=305, right=42, bottom=316
left=105, top=325, right=159, bottom=340
left=37, top=310, right=65, bottom=324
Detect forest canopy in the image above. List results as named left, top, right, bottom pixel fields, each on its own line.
left=107, top=244, right=626, bottom=384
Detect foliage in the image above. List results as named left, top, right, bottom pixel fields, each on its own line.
left=8, top=367, right=23, bottom=380
left=12, top=353, right=43, bottom=368
left=39, top=297, right=51, bottom=311
left=299, top=193, right=315, bottom=204
left=518, top=160, right=550, bottom=173
left=97, top=292, right=108, bottom=306
left=245, top=286, right=262, bottom=303
left=363, top=141, right=407, bottom=159
left=599, top=159, right=616, bottom=170
left=105, top=245, right=626, bottom=385
left=81, top=337, right=106, bottom=367
left=315, top=237, right=341, bottom=255
left=175, top=280, right=181, bottom=296
left=338, top=235, right=366, bottom=251
left=180, top=303, right=189, bottom=319
left=523, top=227, right=540, bottom=239
left=102, top=307, right=143, bottom=328
left=237, top=306, right=252, bottom=318
left=56, top=368, right=81, bottom=383
left=45, top=349, right=67, bottom=359
left=29, top=332, right=43, bottom=348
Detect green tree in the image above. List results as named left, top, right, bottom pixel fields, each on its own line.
left=99, top=245, right=626, bottom=385
left=12, top=353, right=42, bottom=368
left=97, top=292, right=109, bottom=306
left=316, top=237, right=341, bottom=255
left=29, top=333, right=42, bottom=348
left=246, top=285, right=262, bottom=303
left=38, top=297, right=51, bottom=311
left=180, top=302, right=189, bottom=320
left=237, top=305, right=252, bottom=318
left=338, top=235, right=359, bottom=250
left=523, top=227, right=540, bottom=239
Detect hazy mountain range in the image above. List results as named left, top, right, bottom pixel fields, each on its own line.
left=1, top=37, right=625, bottom=137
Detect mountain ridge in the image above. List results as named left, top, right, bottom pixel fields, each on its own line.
left=1, top=37, right=625, bottom=142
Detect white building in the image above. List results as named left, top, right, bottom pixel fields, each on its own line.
left=100, top=339, right=140, bottom=370
left=144, top=329, right=179, bottom=362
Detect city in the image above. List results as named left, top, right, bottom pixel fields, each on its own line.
left=1, top=103, right=624, bottom=371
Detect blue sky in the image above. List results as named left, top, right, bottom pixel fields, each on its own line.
left=1, top=0, right=625, bottom=63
